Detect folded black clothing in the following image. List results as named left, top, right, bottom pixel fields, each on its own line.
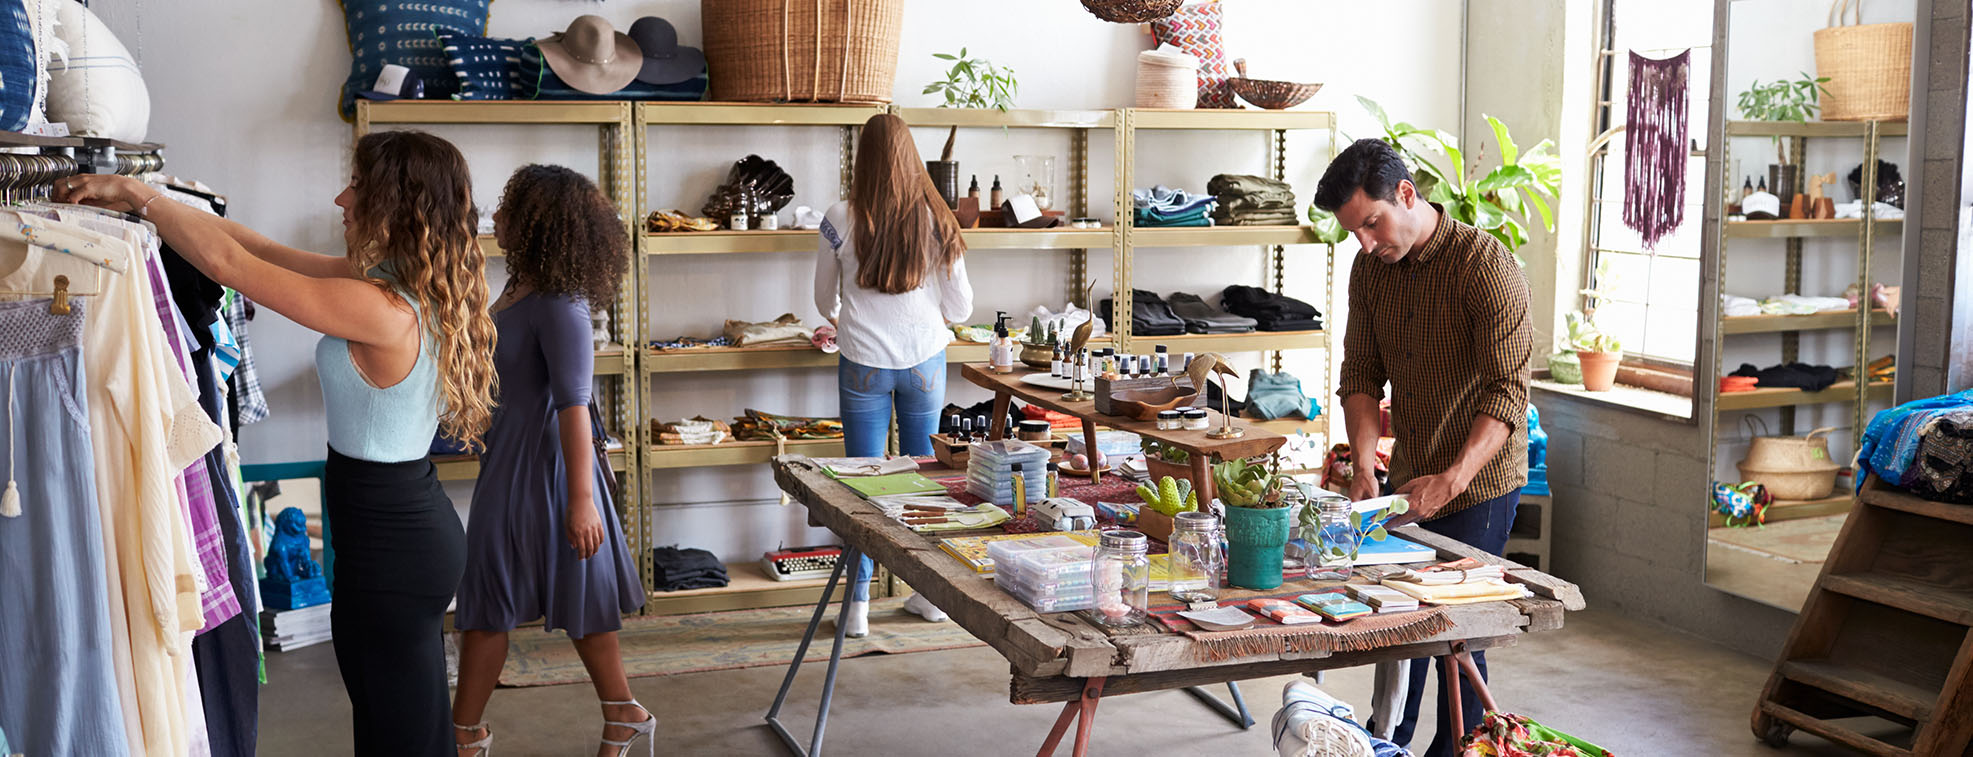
left=1255, top=317, right=1323, bottom=332
left=1167, top=292, right=1257, bottom=334
left=1222, top=285, right=1322, bottom=321
left=1730, top=362, right=1842, bottom=392
left=1101, top=289, right=1186, bottom=337
left=652, top=546, right=729, bottom=591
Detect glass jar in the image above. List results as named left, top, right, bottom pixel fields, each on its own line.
left=1167, top=511, right=1224, bottom=603
left=1090, top=529, right=1150, bottom=627
left=1014, top=154, right=1056, bottom=210
left=1304, top=492, right=1360, bottom=579
left=1156, top=410, right=1182, bottom=430
left=1182, top=408, right=1210, bottom=430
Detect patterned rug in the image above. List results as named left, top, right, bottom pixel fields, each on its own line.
left=1706, top=514, right=1846, bottom=564
left=497, top=597, right=985, bottom=687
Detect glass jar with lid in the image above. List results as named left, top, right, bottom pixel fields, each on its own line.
left=1167, top=511, right=1224, bottom=603
left=1300, top=490, right=1360, bottom=580
left=1090, top=529, right=1150, bottom=627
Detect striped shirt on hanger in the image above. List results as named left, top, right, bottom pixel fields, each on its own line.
left=1336, top=204, right=1533, bottom=518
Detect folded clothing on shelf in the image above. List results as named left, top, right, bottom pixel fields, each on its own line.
left=1867, top=354, right=1895, bottom=383
left=1208, top=173, right=1299, bottom=226
left=1220, top=285, right=1323, bottom=332
left=651, top=546, right=729, bottom=591
left=1760, top=294, right=1852, bottom=315
left=1132, top=205, right=1214, bottom=227
left=1729, top=362, right=1841, bottom=392
left=731, top=409, right=843, bottom=441
left=652, top=417, right=732, bottom=446
left=1100, top=289, right=1187, bottom=337
left=1132, top=185, right=1216, bottom=213
left=1245, top=369, right=1315, bottom=420
left=723, top=313, right=813, bottom=347
left=649, top=335, right=734, bottom=351
left=1166, top=291, right=1256, bottom=334
left=1719, top=376, right=1760, bottom=393
left=1721, top=294, right=1762, bottom=318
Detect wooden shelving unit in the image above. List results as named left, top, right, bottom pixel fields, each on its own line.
left=1724, top=218, right=1903, bottom=239
left=1721, top=309, right=1895, bottom=335
left=434, top=449, right=632, bottom=483
left=1714, top=379, right=1894, bottom=411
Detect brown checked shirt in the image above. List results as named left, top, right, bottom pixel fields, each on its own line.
left=1336, top=205, right=1532, bottom=518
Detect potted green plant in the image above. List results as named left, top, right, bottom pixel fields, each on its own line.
left=1736, top=73, right=1831, bottom=211
left=1133, top=474, right=1197, bottom=544
left=1140, top=439, right=1192, bottom=484
left=922, top=48, right=1017, bottom=207
left=1307, top=98, right=1563, bottom=266
left=1565, top=311, right=1623, bottom=392
left=1213, top=457, right=1293, bottom=590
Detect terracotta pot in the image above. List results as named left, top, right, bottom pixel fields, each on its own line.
left=1145, top=455, right=1191, bottom=485
left=1577, top=351, right=1622, bottom=392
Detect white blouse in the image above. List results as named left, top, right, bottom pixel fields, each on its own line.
left=812, top=201, right=973, bottom=369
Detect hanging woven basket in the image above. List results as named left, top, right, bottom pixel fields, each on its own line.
left=1813, top=0, right=1913, bottom=121
left=1080, top=0, right=1182, bottom=24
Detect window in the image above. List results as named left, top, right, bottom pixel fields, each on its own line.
left=1582, top=0, right=1715, bottom=365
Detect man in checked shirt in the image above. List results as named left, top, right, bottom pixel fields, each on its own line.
left=1313, top=138, right=1533, bottom=757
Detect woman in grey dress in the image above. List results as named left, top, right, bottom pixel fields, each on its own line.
left=451, top=165, right=649, bottom=757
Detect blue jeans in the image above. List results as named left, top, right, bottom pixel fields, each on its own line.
left=838, top=352, right=945, bottom=601
left=1385, top=487, right=1521, bottom=757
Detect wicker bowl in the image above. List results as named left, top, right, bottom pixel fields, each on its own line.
left=1231, top=77, right=1322, bottom=110
left=1080, top=0, right=1182, bottom=23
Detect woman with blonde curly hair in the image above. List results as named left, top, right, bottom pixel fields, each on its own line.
left=61, top=130, right=497, bottom=756
left=449, top=164, right=647, bottom=757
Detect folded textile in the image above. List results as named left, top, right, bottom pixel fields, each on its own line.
left=1761, top=294, right=1851, bottom=315
left=1246, top=369, right=1315, bottom=420
left=1213, top=212, right=1300, bottom=227
left=655, top=417, right=729, bottom=446
left=1730, top=362, right=1841, bottom=392
left=812, top=456, right=920, bottom=477
left=732, top=409, right=843, bottom=441
left=1720, top=376, right=1760, bottom=393
left=1101, top=290, right=1187, bottom=337
left=1137, top=215, right=1213, bottom=227
left=1386, top=563, right=1507, bottom=585
left=724, top=313, right=813, bottom=347
left=1858, top=388, right=1973, bottom=492
left=1222, top=285, right=1323, bottom=330
left=1167, top=292, right=1257, bottom=334
left=1272, top=680, right=1384, bottom=757
left=1208, top=173, right=1294, bottom=198
left=651, top=546, right=729, bottom=591
left=1216, top=195, right=1297, bottom=213
left=1721, top=294, right=1762, bottom=318
left=1254, top=317, right=1323, bottom=332
left=650, top=335, right=734, bottom=350
left=1834, top=200, right=1903, bottom=220
left=1132, top=185, right=1216, bottom=213
left=1909, top=408, right=1973, bottom=503
left=1134, top=203, right=1216, bottom=224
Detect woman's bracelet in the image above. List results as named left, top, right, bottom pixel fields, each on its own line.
left=137, top=192, right=165, bottom=218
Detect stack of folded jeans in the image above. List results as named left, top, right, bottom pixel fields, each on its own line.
left=1100, top=289, right=1186, bottom=336
left=1131, top=185, right=1217, bottom=227
left=1166, top=292, right=1256, bottom=334
left=1221, top=285, right=1323, bottom=331
left=1208, top=174, right=1299, bottom=226
left=651, top=546, right=730, bottom=591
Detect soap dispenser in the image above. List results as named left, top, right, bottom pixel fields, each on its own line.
left=989, top=311, right=1015, bottom=374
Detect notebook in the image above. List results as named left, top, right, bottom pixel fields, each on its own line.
left=837, top=472, right=947, bottom=499
left=938, top=530, right=1101, bottom=573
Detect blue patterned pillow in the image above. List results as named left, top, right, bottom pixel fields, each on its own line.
left=0, top=0, right=38, bottom=132
left=338, top=0, right=490, bottom=120
left=517, top=42, right=707, bottom=102
left=437, top=30, right=525, bottom=101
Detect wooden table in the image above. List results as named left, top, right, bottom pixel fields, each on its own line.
left=959, top=362, right=1288, bottom=503
left=765, top=456, right=1586, bottom=757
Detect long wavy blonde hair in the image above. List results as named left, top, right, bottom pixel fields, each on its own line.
left=346, top=131, right=497, bottom=448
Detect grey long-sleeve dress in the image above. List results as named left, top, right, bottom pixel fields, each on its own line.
left=456, top=293, right=643, bottom=637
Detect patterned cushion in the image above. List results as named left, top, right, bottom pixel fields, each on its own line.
left=517, top=42, right=707, bottom=102
left=1151, top=2, right=1235, bottom=109
left=436, top=30, right=526, bottom=100
left=337, top=0, right=490, bottom=120
left=0, top=0, right=37, bottom=131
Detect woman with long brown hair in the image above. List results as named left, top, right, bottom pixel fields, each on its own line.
left=812, top=113, right=973, bottom=635
left=450, top=165, right=648, bottom=757
left=61, top=130, right=497, bottom=756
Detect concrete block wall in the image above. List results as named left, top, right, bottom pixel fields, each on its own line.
left=1902, top=0, right=1972, bottom=397
left=1535, top=393, right=1798, bottom=659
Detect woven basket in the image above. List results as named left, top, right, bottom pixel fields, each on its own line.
left=1228, top=59, right=1322, bottom=110
left=701, top=0, right=904, bottom=104
left=1813, top=0, right=1912, bottom=121
left=1736, top=419, right=1843, bottom=500
left=1081, top=0, right=1182, bottom=23
left=1136, top=49, right=1197, bottom=109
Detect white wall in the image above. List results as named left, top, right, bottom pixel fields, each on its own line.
left=98, top=0, right=1462, bottom=561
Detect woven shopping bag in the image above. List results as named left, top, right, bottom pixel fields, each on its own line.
left=1813, top=0, right=1912, bottom=121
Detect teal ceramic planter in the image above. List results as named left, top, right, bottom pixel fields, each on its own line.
left=1223, top=504, right=1292, bottom=590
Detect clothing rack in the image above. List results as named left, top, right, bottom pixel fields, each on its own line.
left=0, top=130, right=167, bottom=201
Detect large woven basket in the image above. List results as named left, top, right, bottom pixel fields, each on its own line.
left=1813, top=0, right=1912, bottom=121
left=1736, top=420, right=1843, bottom=500
left=1136, top=48, right=1197, bottom=109
left=702, top=0, right=904, bottom=104
left=1081, top=0, right=1182, bottom=23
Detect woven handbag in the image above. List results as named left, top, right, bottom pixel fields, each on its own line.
left=701, top=0, right=903, bottom=104
left=1813, top=0, right=1912, bottom=121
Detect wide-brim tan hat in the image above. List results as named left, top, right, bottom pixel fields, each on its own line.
left=537, top=15, right=643, bottom=95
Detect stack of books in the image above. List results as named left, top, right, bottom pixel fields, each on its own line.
left=1345, top=584, right=1421, bottom=614
left=260, top=604, right=332, bottom=651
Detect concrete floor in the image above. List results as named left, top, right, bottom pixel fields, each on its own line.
left=255, top=607, right=1882, bottom=756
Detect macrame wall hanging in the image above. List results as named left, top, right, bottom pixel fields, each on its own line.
left=1622, top=50, right=1691, bottom=249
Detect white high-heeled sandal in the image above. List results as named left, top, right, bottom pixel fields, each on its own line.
left=454, top=721, right=492, bottom=756
left=600, top=699, right=656, bottom=757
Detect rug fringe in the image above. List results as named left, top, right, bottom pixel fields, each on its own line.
left=1186, top=608, right=1453, bottom=662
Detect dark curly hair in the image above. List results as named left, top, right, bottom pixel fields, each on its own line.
left=495, top=164, right=629, bottom=305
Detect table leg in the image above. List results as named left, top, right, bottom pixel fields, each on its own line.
left=1182, top=682, right=1254, bottom=729
left=764, top=546, right=860, bottom=757
left=1189, top=454, right=1214, bottom=507
left=1369, top=660, right=1408, bottom=740
left=1080, top=418, right=1101, bottom=484
left=1035, top=677, right=1106, bottom=757
left=1453, top=643, right=1498, bottom=712
left=1444, top=648, right=1465, bottom=741
left=989, top=392, right=1012, bottom=440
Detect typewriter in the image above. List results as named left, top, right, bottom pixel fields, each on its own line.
left=761, top=545, right=844, bottom=582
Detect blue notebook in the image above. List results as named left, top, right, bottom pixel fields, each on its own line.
left=1290, top=534, right=1437, bottom=566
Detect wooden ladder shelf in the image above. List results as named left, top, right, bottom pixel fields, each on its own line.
left=1752, top=475, right=1973, bottom=755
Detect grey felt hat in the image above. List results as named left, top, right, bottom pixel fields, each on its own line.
left=627, top=16, right=707, bottom=85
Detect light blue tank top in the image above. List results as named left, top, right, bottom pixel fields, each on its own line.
left=315, top=288, right=441, bottom=462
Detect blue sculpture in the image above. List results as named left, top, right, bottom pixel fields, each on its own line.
left=261, top=507, right=331, bottom=610
left=1528, top=405, right=1548, bottom=469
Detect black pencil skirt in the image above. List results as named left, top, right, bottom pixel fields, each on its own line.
left=324, top=447, right=467, bottom=756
